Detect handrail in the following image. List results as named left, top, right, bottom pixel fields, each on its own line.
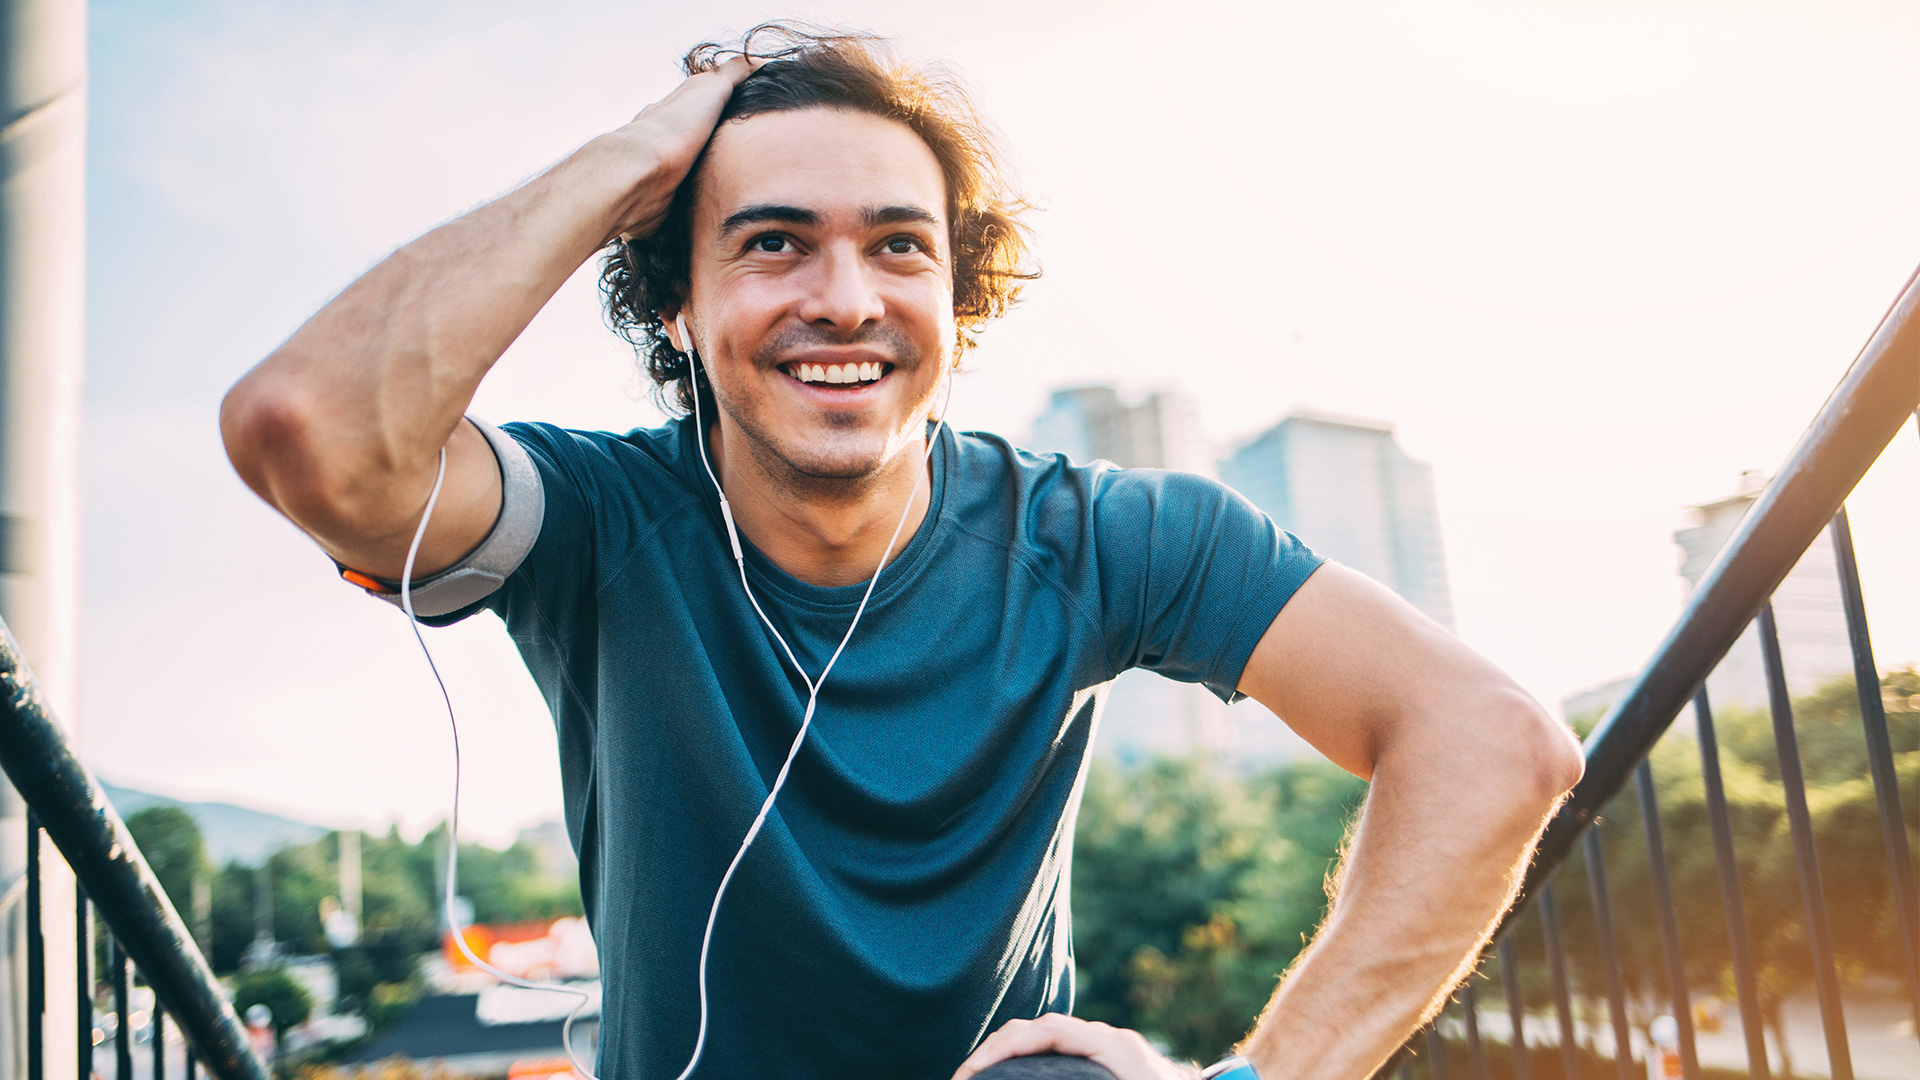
left=1518, top=262, right=1920, bottom=906
left=0, top=620, right=272, bottom=1080
left=1375, top=268, right=1920, bottom=1080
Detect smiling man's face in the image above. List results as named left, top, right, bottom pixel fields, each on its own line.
left=681, top=107, right=956, bottom=488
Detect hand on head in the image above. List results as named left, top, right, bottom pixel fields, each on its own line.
left=612, top=54, right=766, bottom=243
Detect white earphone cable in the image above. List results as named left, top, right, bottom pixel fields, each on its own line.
left=397, top=332, right=951, bottom=1080
left=400, top=449, right=601, bottom=1080
left=677, top=340, right=946, bottom=1080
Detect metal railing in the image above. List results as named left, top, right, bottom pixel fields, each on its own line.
left=0, top=623, right=271, bottom=1080
left=1389, top=267, right=1920, bottom=1080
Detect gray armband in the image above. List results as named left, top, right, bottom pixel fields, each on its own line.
left=336, top=417, right=545, bottom=617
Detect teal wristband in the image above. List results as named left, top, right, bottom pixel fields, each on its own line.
left=1201, top=1056, right=1260, bottom=1080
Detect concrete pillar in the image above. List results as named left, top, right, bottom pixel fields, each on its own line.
left=1, top=1, right=88, bottom=1078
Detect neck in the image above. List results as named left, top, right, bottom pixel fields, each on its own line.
left=706, top=419, right=935, bottom=589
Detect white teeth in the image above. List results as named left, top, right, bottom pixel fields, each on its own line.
left=789, top=361, right=886, bottom=384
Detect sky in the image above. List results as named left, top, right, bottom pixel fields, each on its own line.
left=79, top=0, right=1920, bottom=843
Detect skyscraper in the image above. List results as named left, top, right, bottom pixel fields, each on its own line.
left=1561, top=471, right=1856, bottom=728
left=1028, top=385, right=1213, bottom=475
left=1219, top=410, right=1456, bottom=630
left=1674, top=471, right=1853, bottom=710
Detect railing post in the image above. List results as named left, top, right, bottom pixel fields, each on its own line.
left=1539, top=882, right=1581, bottom=1080
left=1463, top=980, right=1488, bottom=1080
left=1690, top=689, right=1771, bottom=1080
left=1582, top=827, right=1636, bottom=1080
left=1499, top=936, right=1529, bottom=1080
left=75, top=886, right=89, bottom=1080
left=1827, top=507, right=1920, bottom=1033
left=1757, top=602, right=1854, bottom=1080
left=111, top=939, right=130, bottom=1080
left=1632, top=760, right=1699, bottom=1080
left=27, top=809, right=44, bottom=1080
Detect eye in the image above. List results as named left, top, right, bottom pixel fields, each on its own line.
left=883, top=236, right=925, bottom=255
left=751, top=233, right=791, bottom=253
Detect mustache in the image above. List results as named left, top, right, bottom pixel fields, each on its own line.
left=753, top=324, right=922, bottom=368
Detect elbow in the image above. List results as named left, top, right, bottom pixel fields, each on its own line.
left=220, top=362, right=315, bottom=504
left=219, top=357, right=362, bottom=531
left=221, top=368, right=292, bottom=500
left=1505, top=691, right=1585, bottom=812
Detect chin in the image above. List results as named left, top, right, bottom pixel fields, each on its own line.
left=773, top=430, right=905, bottom=482
left=783, top=448, right=891, bottom=481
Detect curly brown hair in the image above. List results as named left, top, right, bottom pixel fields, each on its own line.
left=601, top=23, right=1039, bottom=414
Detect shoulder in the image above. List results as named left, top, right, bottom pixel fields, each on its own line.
left=501, top=419, right=684, bottom=472
left=497, top=419, right=704, bottom=549
left=945, top=430, right=1262, bottom=555
left=502, top=420, right=695, bottom=496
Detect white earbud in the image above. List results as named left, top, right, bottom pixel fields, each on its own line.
left=676, top=312, right=693, bottom=358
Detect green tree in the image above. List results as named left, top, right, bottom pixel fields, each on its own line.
left=1070, top=756, right=1367, bottom=1061
left=124, top=806, right=209, bottom=921
left=201, top=818, right=583, bottom=1000
left=231, top=965, right=313, bottom=1037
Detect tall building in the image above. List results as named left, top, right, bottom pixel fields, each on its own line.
left=1674, top=471, right=1853, bottom=710
left=1561, top=471, right=1857, bottom=728
left=1219, top=410, right=1456, bottom=630
left=1028, top=385, right=1213, bottom=475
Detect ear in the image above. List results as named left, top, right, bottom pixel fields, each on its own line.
left=661, top=307, right=701, bottom=356
left=660, top=309, right=685, bottom=353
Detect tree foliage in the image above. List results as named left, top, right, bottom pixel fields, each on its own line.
left=125, top=806, right=209, bottom=921
left=200, top=825, right=583, bottom=977
left=231, top=965, right=314, bottom=1036
left=1071, top=756, right=1367, bottom=1060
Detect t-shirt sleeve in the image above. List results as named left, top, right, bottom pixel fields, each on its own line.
left=1094, top=469, right=1323, bottom=702
left=416, top=421, right=601, bottom=632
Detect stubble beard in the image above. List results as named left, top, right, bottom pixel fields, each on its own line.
left=710, top=326, right=942, bottom=502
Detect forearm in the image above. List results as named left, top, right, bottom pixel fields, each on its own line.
left=1239, top=701, right=1576, bottom=1080
left=220, top=132, right=654, bottom=540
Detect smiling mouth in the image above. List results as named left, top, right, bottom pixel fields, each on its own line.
left=781, top=361, right=891, bottom=388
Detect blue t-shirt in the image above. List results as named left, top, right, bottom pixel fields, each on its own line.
left=438, top=417, right=1322, bottom=1079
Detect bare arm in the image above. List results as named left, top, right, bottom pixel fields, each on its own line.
left=219, top=58, right=758, bottom=578
left=955, top=563, right=1582, bottom=1080
left=1231, top=563, right=1584, bottom=1079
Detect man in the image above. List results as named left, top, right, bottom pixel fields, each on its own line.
left=221, top=26, right=1583, bottom=1080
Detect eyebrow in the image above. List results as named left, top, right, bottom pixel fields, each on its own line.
left=864, top=205, right=941, bottom=230
left=717, top=204, right=820, bottom=240
left=715, top=203, right=943, bottom=241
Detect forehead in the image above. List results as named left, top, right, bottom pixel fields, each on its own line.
left=694, top=108, right=948, bottom=229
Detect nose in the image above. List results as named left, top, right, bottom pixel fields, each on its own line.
left=795, top=239, right=884, bottom=337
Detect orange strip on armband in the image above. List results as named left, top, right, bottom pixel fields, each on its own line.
left=340, top=568, right=394, bottom=594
